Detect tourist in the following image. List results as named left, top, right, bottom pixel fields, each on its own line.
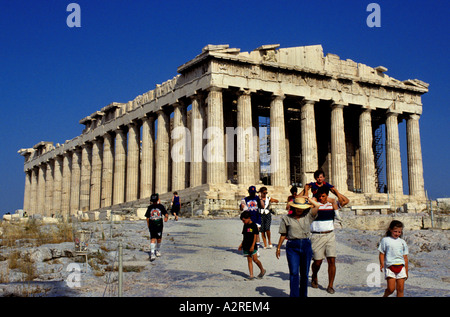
left=310, top=186, right=340, bottom=294
left=258, top=186, right=278, bottom=249
left=378, top=220, right=409, bottom=297
left=240, top=186, right=263, bottom=250
left=303, top=169, right=347, bottom=205
left=145, top=193, right=169, bottom=261
left=238, top=211, right=266, bottom=280
left=170, top=191, right=180, bottom=221
left=286, top=185, right=298, bottom=215
left=276, top=195, right=320, bottom=297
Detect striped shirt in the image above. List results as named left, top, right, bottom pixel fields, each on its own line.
left=310, top=202, right=336, bottom=232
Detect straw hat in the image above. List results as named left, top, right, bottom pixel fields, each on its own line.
left=288, top=196, right=312, bottom=209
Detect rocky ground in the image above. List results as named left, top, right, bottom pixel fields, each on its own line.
left=0, top=215, right=448, bottom=298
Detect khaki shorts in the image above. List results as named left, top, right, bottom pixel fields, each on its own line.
left=311, top=231, right=337, bottom=260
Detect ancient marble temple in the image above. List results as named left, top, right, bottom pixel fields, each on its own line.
left=18, top=44, right=428, bottom=217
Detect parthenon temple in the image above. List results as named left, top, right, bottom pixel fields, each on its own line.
left=18, top=44, right=429, bottom=217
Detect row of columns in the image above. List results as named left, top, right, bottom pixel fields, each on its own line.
left=22, top=87, right=426, bottom=216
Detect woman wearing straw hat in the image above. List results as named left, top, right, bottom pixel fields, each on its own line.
left=276, top=195, right=320, bottom=297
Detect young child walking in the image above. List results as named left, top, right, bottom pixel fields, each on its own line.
left=238, top=211, right=266, bottom=280
left=378, top=220, right=409, bottom=297
left=145, top=193, right=169, bottom=261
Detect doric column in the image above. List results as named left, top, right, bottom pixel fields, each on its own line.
left=126, top=122, right=140, bottom=202
left=330, top=103, right=348, bottom=191
left=172, top=102, right=188, bottom=191
left=141, top=116, right=155, bottom=199
left=53, top=156, right=63, bottom=214
left=45, top=162, right=54, bottom=216
left=70, top=149, right=82, bottom=213
left=406, top=114, right=425, bottom=198
left=37, top=164, right=46, bottom=215
left=300, top=99, right=318, bottom=186
left=79, top=144, right=91, bottom=211
left=270, top=93, right=288, bottom=187
left=113, top=128, right=127, bottom=205
left=385, top=112, right=403, bottom=195
left=90, top=138, right=103, bottom=210
left=205, top=87, right=226, bottom=185
left=23, top=170, right=31, bottom=214
left=101, top=133, right=114, bottom=207
left=236, top=89, right=255, bottom=185
left=61, top=152, right=72, bottom=217
left=190, top=93, right=205, bottom=187
left=30, top=167, right=38, bottom=215
left=155, top=110, right=170, bottom=194
left=359, top=108, right=376, bottom=193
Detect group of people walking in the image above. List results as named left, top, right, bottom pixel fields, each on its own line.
left=238, top=169, right=409, bottom=297
left=142, top=169, right=409, bottom=297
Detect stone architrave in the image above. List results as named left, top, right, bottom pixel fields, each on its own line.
left=300, top=99, right=318, bottom=185
left=270, top=93, right=288, bottom=187
left=330, top=103, right=348, bottom=191
left=407, top=114, right=425, bottom=198
left=385, top=112, right=403, bottom=196
left=359, top=108, right=376, bottom=193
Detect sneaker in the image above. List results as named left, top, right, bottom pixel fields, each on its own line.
left=150, top=253, right=156, bottom=262
left=155, top=250, right=161, bottom=257
left=268, top=244, right=273, bottom=249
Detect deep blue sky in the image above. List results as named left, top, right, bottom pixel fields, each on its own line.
left=1, top=0, right=448, bottom=214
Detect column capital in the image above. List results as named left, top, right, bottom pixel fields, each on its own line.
left=299, top=98, right=318, bottom=107
left=271, top=92, right=285, bottom=101
left=331, top=101, right=347, bottom=109
left=207, top=86, right=222, bottom=93
left=386, top=111, right=399, bottom=118
left=408, top=113, right=421, bottom=120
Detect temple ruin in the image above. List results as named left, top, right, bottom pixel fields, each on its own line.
left=18, top=44, right=429, bottom=217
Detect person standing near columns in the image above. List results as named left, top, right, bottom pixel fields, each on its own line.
left=303, top=169, right=348, bottom=208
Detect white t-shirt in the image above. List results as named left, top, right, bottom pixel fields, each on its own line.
left=378, top=236, right=409, bottom=266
